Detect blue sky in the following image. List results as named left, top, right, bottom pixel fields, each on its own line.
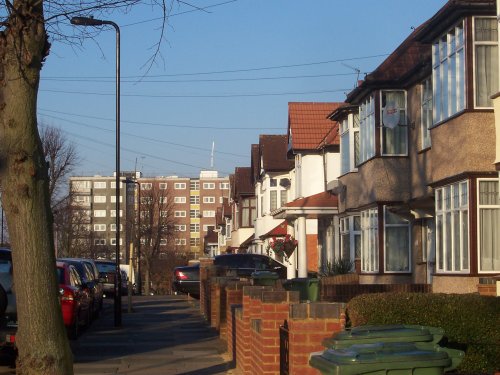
left=38, top=0, right=448, bottom=178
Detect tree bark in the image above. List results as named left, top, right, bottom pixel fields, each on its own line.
left=0, top=1, right=73, bottom=374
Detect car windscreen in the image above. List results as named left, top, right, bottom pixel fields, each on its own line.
left=56, top=267, right=65, bottom=284
left=95, top=263, right=116, bottom=273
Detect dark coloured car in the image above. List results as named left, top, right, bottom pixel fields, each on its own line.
left=0, top=248, right=16, bottom=350
left=213, top=253, right=287, bottom=279
left=94, top=260, right=127, bottom=297
left=173, top=264, right=200, bottom=297
left=57, top=261, right=92, bottom=339
left=58, top=258, right=103, bottom=319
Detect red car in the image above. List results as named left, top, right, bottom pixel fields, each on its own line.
left=56, top=261, right=92, bottom=339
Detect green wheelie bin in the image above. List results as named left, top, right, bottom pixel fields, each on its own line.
left=282, top=277, right=319, bottom=302
left=309, top=341, right=464, bottom=375
left=323, top=324, right=444, bottom=349
left=251, top=271, right=279, bottom=286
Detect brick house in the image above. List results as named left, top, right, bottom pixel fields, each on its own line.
left=329, top=0, right=500, bottom=292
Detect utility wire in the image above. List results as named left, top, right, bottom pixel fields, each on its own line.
left=38, top=111, right=249, bottom=159
left=38, top=108, right=283, bottom=130
left=40, top=88, right=350, bottom=98
left=41, top=54, right=384, bottom=80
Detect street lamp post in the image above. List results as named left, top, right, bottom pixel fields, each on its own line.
left=71, top=16, right=122, bottom=327
left=123, top=178, right=141, bottom=295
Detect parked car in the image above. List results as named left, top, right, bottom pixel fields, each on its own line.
left=57, top=261, right=92, bottom=339
left=94, top=260, right=127, bottom=297
left=213, top=253, right=287, bottom=279
left=173, top=263, right=200, bottom=298
left=58, top=258, right=103, bottom=319
left=0, top=248, right=16, bottom=350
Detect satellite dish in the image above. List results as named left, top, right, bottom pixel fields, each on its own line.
left=383, top=101, right=400, bottom=129
left=279, top=178, right=291, bottom=189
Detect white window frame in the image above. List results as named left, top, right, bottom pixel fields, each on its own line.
left=110, top=210, right=123, bottom=217
left=190, top=223, right=200, bottom=232
left=175, top=225, right=187, bottom=232
left=361, top=208, right=378, bottom=273
left=141, top=197, right=153, bottom=204
left=159, top=183, right=167, bottom=190
left=109, top=224, right=123, bottom=231
left=94, top=224, right=106, bottom=231
left=381, top=90, right=408, bottom=156
left=203, top=210, right=215, bottom=218
left=110, top=238, right=123, bottom=246
left=477, top=178, right=500, bottom=273
left=175, top=238, right=187, bottom=245
left=94, top=239, right=106, bottom=245
left=203, top=225, right=215, bottom=232
left=203, top=196, right=215, bottom=204
left=340, top=112, right=360, bottom=174
left=140, top=183, right=152, bottom=190
left=359, top=95, right=375, bottom=163
left=432, top=20, right=465, bottom=124
left=384, top=206, right=411, bottom=273
left=435, top=181, right=469, bottom=273
left=340, top=216, right=361, bottom=262
left=110, top=195, right=123, bottom=203
left=190, top=195, right=200, bottom=204
left=74, top=195, right=90, bottom=203
left=220, top=182, right=229, bottom=189
left=190, top=238, right=200, bottom=246
left=93, top=195, right=106, bottom=203
left=190, top=181, right=200, bottom=190
left=174, top=210, right=186, bottom=217
left=473, top=16, right=499, bottom=108
left=190, top=210, right=200, bottom=218
left=203, top=182, right=215, bottom=189
left=93, top=181, right=106, bottom=189
left=421, top=77, right=433, bottom=149
left=110, top=181, right=123, bottom=189
left=174, top=183, right=186, bottom=190
left=94, top=210, right=106, bottom=217
left=174, top=196, right=186, bottom=204
left=159, top=239, right=167, bottom=246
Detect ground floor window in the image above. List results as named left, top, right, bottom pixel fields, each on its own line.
left=361, top=208, right=378, bottom=272
left=435, top=181, right=469, bottom=273
left=340, top=216, right=361, bottom=262
left=478, top=179, right=500, bottom=272
left=384, top=207, right=410, bottom=272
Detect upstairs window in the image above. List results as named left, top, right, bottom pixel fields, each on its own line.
left=421, top=78, right=433, bottom=149
left=340, top=112, right=360, bottom=174
left=381, top=90, right=407, bottom=155
left=140, top=183, right=152, bottom=190
left=474, top=17, right=499, bottom=108
left=433, top=20, right=465, bottom=123
left=359, top=95, right=375, bottom=163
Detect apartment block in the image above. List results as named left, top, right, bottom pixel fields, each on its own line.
left=69, top=170, right=229, bottom=261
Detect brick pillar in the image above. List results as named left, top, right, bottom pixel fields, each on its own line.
left=223, top=282, right=248, bottom=346
left=250, top=290, right=299, bottom=375
left=199, top=258, right=214, bottom=319
left=235, top=286, right=273, bottom=375
left=288, top=303, right=346, bottom=375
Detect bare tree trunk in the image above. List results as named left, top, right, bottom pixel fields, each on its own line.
left=0, top=2, right=73, bottom=374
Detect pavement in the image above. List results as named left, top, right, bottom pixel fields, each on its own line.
left=0, top=295, right=240, bottom=375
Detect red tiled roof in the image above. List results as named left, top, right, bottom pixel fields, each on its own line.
left=260, top=220, right=288, bottom=239
left=285, top=191, right=338, bottom=208
left=288, top=102, right=343, bottom=150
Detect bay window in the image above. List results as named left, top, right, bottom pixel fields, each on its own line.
left=435, top=181, right=469, bottom=273
left=241, top=197, right=256, bottom=227
left=477, top=179, right=500, bottom=272
left=421, top=77, right=432, bottom=149
left=340, top=112, right=360, bottom=173
left=474, top=17, right=499, bottom=107
left=359, top=95, right=375, bottom=163
left=433, top=20, right=465, bottom=123
left=361, top=208, right=378, bottom=272
left=384, top=207, right=410, bottom=272
left=381, top=90, right=407, bottom=155
left=340, top=216, right=361, bottom=262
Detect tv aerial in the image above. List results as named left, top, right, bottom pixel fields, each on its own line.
left=341, top=62, right=361, bottom=88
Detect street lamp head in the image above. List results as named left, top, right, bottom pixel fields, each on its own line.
left=70, top=16, right=107, bottom=26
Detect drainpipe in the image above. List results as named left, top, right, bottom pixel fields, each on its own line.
left=496, top=0, right=500, bottom=193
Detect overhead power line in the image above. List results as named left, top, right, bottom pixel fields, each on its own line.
left=41, top=54, right=385, bottom=80
left=38, top=108, right=283, bottom=131
left=40, top=88, right=350, bottom=98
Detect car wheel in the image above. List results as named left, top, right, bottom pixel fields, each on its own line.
left=68, top=314, right=79, bottom=340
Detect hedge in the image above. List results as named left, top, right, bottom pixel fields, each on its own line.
left=346, top=293, right=500, bottom=374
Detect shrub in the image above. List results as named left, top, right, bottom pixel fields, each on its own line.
left=320, top=258, right=354, bottom=276
left=346, top=292, right=500, bottom=374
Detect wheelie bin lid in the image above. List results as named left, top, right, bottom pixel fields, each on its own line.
left=323, top=324, right=444, bottom=348
left=309, top=342, right=464, bottom=375
left=250, top=271, right=279, bottom=279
